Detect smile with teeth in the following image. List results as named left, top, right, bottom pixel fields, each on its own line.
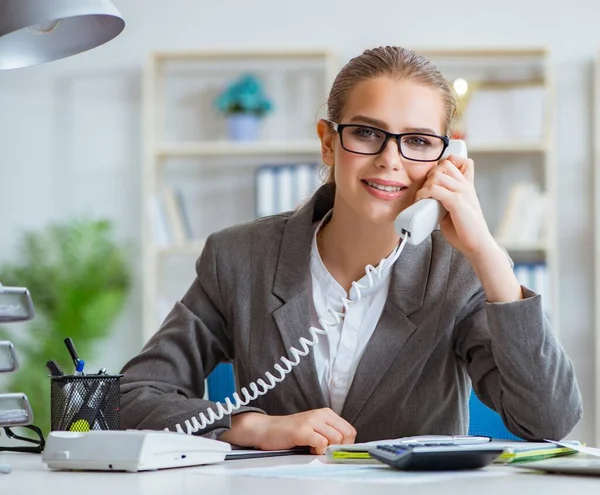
left=363, top=180, right=405, bottom=192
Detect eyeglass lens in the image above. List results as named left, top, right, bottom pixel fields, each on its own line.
left=341, top=125, right=445, bottom=161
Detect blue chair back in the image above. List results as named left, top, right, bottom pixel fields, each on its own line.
left=206, top=362, right=236, bottom=403
left=468, top=390, right=521, bottom=440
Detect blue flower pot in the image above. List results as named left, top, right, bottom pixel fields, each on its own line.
left=226, top=114, right=260, bottom=141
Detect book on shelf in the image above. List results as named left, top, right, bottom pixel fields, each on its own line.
left=148, top=187, right=195, bottom=246
left=148, top=194, right=170, bottom=247
left=513, top=262, right=550, bottom=314
left=494, top=180, right=547, bottom=248
left=255, top=163, right=320, bottom=217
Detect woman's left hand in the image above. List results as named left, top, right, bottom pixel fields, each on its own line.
left=415, top=154, right=523, bottom=302
left=414, top=154, right=495, bottom=258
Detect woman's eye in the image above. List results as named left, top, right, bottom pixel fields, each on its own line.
left=353, top=127, right=381, bottom=139
left=403, top=136, right=430, bottom=147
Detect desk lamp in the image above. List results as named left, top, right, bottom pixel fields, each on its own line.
left=0, top=0, right=125, bottom=473
left=0, top=0, right=125, bottom=70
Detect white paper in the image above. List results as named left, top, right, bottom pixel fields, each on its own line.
left=218, top=458, right=511, bottom=484
left=544, top=440, right=600, bottom=457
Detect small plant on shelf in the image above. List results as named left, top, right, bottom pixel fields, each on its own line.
left=214, top=73, right=273, bottom=141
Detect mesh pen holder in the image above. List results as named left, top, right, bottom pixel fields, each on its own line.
left=50, top=374, right=122, bottom=432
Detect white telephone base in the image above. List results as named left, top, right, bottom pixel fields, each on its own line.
left=42, top=429, right=231, bottom=472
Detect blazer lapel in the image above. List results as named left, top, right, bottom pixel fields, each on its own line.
left=269, top=185, right=334, bottom=411
left=271, top=294, right=328, bottom=410
left=341, top=237, right=433, bottom=424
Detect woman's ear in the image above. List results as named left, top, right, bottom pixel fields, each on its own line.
left=317, top=119, right=335, bottom=167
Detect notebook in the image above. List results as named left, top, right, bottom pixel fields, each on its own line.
left=475, top=440, right=580, bottom=464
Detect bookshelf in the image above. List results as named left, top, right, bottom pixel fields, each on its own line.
left=594, top=49, right=600, bottom=447
left=416, top=47, right=558, bottom=328
left=141, top=49, right=338, bottom=343
left=141, top=47, right=558, bottom=344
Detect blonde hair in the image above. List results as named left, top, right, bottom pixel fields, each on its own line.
left=322, top=46, right=457, bottom=184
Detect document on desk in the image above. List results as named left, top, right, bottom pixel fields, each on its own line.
left=544, top=440, right=600, bottom=458
left=216, top=458, right=511, bottom=484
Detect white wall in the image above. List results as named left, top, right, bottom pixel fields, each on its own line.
left=0, top=0, right=597, bottom=441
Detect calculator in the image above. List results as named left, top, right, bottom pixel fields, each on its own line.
left=369, top=444, right=504, bottom=471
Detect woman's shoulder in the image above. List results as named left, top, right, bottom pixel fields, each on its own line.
left=206, top=212, right=295, bottom=253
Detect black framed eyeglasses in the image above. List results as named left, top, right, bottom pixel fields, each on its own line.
left=0, top=424, right=45, bottom=453
left=328, top=120, right=449, bottom=162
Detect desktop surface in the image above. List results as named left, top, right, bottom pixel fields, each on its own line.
left=2, top=451, right=600, bottom=495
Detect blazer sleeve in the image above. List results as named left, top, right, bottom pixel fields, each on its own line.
left=454, top=285, right=582, bottom=441
left=119, top=233, right=264, bottom=438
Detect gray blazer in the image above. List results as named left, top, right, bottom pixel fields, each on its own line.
left=120, top=184, right=582, bottom=442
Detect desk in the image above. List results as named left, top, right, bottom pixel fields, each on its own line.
left=1, top=452, right=600, bottom=494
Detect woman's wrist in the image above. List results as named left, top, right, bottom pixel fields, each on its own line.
left=464, top=237, right=523, bottom=303
left=218, top=412, right=267, bottom=447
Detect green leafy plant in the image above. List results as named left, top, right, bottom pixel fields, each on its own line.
left=0, top=218, right=131, bottom=435
left=214, top=73, right=273, bottom=117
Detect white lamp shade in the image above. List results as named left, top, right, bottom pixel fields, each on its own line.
left=0, top=0, right=125, bottom=70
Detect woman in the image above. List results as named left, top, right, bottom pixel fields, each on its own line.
left=120, top=46, right=582, bottom=454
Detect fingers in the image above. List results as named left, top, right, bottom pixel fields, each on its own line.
left=312, top=423, right=345, bottom=453
left=255, top=408, right=357, bottom=455
left=416, top=158, right=475, bottom=204
left=415, top=183, right=454, bottom=204
left=462, top=158, right=475, bottom=183
left=297, top=408, right=357, bottom=454
left=296, top=427, right=330, bottom=455
left=322, top=409, right=357, bottom=444
left=423, top=170, right=462, bottom=193
left=438, top=156, right=474, bottom=182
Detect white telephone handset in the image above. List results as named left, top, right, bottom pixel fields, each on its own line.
left=394, top=140, right=468, bottom=245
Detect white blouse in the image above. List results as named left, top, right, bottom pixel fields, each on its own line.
left=309, top=211, right=402, bottom=414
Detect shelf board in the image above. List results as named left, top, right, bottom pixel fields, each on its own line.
left=502, top=243, right=547, bottom=252
left=156, top=140, right=321, bottom=157
left=154, top=49, right=334, bottom=61
left=496, top=240, right=548, bottom=260
left=155, top=242, right=206, bottom=256
left=467, top=140, right=548, bottom=153
left=155, top=139, right=546, bottom=158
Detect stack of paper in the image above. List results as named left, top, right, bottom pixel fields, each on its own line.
left=486, top=440, right=580, bottom=464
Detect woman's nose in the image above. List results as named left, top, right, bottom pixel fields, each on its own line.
left=376, top=138, right=403, bottom=171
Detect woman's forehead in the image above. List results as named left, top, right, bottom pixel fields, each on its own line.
left=341, top=77, right=446, bottom=134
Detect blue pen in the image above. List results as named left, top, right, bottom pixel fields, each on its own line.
left=74, top=359, right=85, bottom=376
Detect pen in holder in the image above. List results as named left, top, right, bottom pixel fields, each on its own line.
left=50, top=374, right=122, bottom=432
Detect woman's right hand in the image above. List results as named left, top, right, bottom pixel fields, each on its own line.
left=219, top=408, right=357, bottom=455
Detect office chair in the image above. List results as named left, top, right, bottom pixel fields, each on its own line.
left=206, top=362, right=236, bottom=404
left=468, top=390, right=521, bottom=440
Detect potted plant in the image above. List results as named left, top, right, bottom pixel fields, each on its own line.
left=0, top=218, right=131, bottom=435
left=214, top=73, right=273, bottom=141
